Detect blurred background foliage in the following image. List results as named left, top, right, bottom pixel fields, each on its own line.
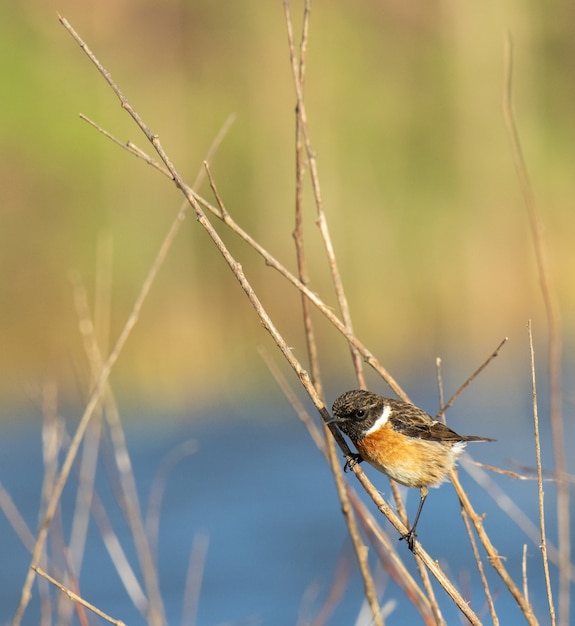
left=1, top=0, right=574, bottom=414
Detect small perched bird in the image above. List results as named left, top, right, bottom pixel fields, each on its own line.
left=329, top=389, right=495, bottom=551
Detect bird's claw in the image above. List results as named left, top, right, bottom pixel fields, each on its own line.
left=343, top=453, right=363, bottom=472
left=400, top=529, right=417, bottom=552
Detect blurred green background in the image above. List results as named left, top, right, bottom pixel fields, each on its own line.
left=2, top=0, right=574, bottom=414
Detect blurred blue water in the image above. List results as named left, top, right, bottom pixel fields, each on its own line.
left=0, top=399, right=571, bottom=625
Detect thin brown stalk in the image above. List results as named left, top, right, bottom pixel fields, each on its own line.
left=284, top=0, right=366, bottom=390
left=435, top=358, right=446, bottom=423
left=263, top=345, right=442, bottom=624
left=436, top=337, right=508, bottom=419
left=145, top=439, right=199, bottom=565
left=33, top=566, right=127, bottom=626
left=201, top=173, right=406, bottom=398
left=69, top=272, right=105, bottom=576
left=38, top=383, right=61, bottom=624
left=71, top=253, right=167, bottom=625
left=463, top=458, right=573, bottom=579
left=79, top=114, right=172, bottom=178
left=349, top=489, right=440, bottom=626
left=324, top=428, right=385, bottom=626
left=460, top=508, right=499, bottom=625
left=268, top=351, right=472, bottom=624
left=291, top=0, right=323, bottom=397
left=13, top=59, right=188, bottom=626
left=528, top=320, right=556, bottom=624
left=0, top=483, right=36, bottom=553
left=56, top=16, right=487, bottom=626
left=522, top=544, right=529, bottom=605
left=450, top=470, right=538, bottom=625
left=503, top=34, right=569, bottom=626
left=89, top=487, right=148, bottom=612
left=306, top=546, right=353, bottom=626
left=351, top=465, right=482, bottom=625
left=75, top=117, right=407, bottom=400
left=181, top=533, right=210, bottom=626
left=285, top=4, right=382, bottom=623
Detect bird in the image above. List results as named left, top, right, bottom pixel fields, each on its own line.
left=329, top=389, right=495, bottom=551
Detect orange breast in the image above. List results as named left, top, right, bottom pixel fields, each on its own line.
left=355, top=425, right=459, bottom=489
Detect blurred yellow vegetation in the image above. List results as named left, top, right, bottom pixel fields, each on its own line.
left=1, top=0, right=574, bottom=411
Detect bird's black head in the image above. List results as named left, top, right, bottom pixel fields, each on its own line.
left=330, top=389, right=387, bottom=441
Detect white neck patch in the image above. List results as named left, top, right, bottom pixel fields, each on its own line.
left=364, top=404, right=392, bottom=435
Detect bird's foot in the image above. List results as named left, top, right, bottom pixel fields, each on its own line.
left=399, top=528, right=417, bottom=552
left=343, top=453, right=363, bottom=472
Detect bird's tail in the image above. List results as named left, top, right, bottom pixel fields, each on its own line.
left=461, top=435, right=496, bottom=442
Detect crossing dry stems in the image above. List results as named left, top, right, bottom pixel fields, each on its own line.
left=4, top=6, right=569, bottom=626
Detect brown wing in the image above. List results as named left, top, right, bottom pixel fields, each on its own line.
left=386, top=399, right=494, bottom=443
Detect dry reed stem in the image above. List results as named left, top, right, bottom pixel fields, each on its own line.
left=15, top=212, right=182, bottom=625
left=12, top=23, right=191, bottom=622
left=522, top=544, right=529, bottom=605
left=503, top=34, right=569, bottom=626
left=181, top=533, right=210, bottom=626
left=435, top=358, right=445, bottom=424
left=286, top=5, right=443, bottom=617
left=528, top=320, right=556, bottom=625
left=284, top=3, right=383, bottom=624
left=263, top=350, right=443, bottom=625
left=350, top=466, right=482, bottom=625
left=70, top=273, right=166, bottom=624
left=14, top=34, right=235, bottom=620
left=304, top=547, right=353, bottom=626
left=461, top=508, right=499, bottom=625
left=348, top=489, right=440, bottom=626
left=436, top=337, right=508, bottom=419
left=39, top=14, right=551, bottom=626
left=33, top=566, right=127, bottom=626
left=284, top=0, right=366, bottom=390
left=144, top=439, right=198, bottom=566
left=50, top=24, right=343, bottom=626
left=450, top=471, right=538, bottom=624
left=0, top=483, right=36, bottom=553
left=57, top=14, right=476, bottom=624
left=69, top=268, right=106, bottom=579
left=291, top=3, right=325, bottom=399
left=324, top=427, right=385, bottom=626
left=77, top=116, right=408, bottom=402
left=266, top=339, right=477, bottom=623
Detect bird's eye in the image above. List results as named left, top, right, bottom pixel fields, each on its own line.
left=354, top=409, right=365, bottom=418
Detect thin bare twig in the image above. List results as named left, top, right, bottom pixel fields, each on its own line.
left=13, top=45, right=188, bottom=626
left=436, top=337, right=508, bottom=419
left=73, top=115, right=407, bottom=401
left=461, top=509, right=499, bottom=625
left=284, top=3, right=382, bottom=624
left=33, top=566, right=127, bottom=626
left=181, top=533, right=210, bottom=626
left=435, top=358, right=445, bottom=423
left=450, top=470, right=538, bottom=625
left=284, top=0, right=367, bottom=391
left=503, top=34, right=569, bottom=626
left=264, top=350, right=442, bottom=625
left=528, top=320, right=556, bottom=625
left=0, top=483, right=36, bottom=553
left=51, top=15, right=512, bottom=626
left=522, top=544, right=529, bottom=605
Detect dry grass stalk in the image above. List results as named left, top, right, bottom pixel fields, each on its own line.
left=504, top=34, right=568, bottom=626
left=33, top=566, right=127, bottom=626
left=528, top=320, right=556, bottom=625
left=6, top=9, right=569, bottom=626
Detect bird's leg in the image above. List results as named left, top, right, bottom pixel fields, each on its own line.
left=344, top=453, right=363, bottom=473
left=400, top=486, right=428, bottom=552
